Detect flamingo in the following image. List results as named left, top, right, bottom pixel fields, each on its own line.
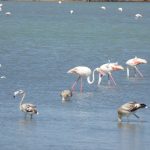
left=58, top=0, right=62, bottom=4
left=60, top=90, right=72, bottom=102
left=95, top=62, right=124, bottom=86
left=100, top=6, right=106, bottom=10
left=5, top=12, right=11, bottom=16
left=117, top=101, right=147, bottom=122
left=135, top=14, right=142, bottom=19
left=13, top=90, right=38, bottom=119
left=126, top=56, right=147, bottom=78
left=67, top=66, right=96, bottom=92
left=70, top=10, right=74, bottom=14
left=118, top=8, right=123, bottom=12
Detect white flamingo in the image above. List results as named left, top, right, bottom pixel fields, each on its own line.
left=67, top=66, right=96, bottom=92
left=117, top=101, right=147, bottom=122
left=100, top=6, right=106, bottom=10
left=5, top=12, right=11, bottom=16
left=96, top=62, right=124, bottom=86
left=126, top=56, right=147, bottom=78
left=58, top=0, right=62, bottom=4
left=135, top=14, right=142, bottom=19
left=13, top=90, right=38, bottom=119
left=118, top=8, right=123, bottom=12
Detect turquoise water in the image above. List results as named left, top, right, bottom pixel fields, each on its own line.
left=0, top=2, right=150, bottom=150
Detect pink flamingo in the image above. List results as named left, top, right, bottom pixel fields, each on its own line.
left=126, top=56, right=147, bottom=78
left=67, top=66, right=96, bottom=92
left=95, top=62, right=124, bottom=85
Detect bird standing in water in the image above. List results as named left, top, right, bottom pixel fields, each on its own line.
left=126, top=56, right=147, bottom=78
left=13, top=90, right=38, bottom=119
left=60, top=90, right=72, bottom=102
left=117, top=101, right=147, bottom=122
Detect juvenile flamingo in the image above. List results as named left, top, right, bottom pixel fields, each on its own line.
left=13, top=90, right=38, bottom=119
left=67, top=66, right=96, bottom=92
left=126, top=56, right=147, bottom=78
left=96, top=62, right=124, bottom=86
left=117, top=101, right=147, bottom=122
left=60, top=90, right=72, bottom=102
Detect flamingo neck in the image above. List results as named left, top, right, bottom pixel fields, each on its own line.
left=87, top=69, right=96, bottom=84
left=20, top=93, right=25, bottom=106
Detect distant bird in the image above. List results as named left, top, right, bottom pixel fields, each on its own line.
left=58, top=0, right=62, bottom=4
left=60, top=90, right=72, bottom=102
left=0, top=76, right=6, bottom=79
left=5, top=12, right=11, bottom=16
left=13, top=90, right=38, bottom=119
left=118, top=7, right=123, bottom=12
left=126, top=56, right=147, bottom=78
left=100, top=6, right=106, bottom=10
left=70, top=10, right=74, bottom=14
left=117, top=101, right=147, bottom=122
left=96, top=62, right=124, bottom=85
left=67, top=66, right=96, bottom=92
left=0, top=4, right=3, bottom=7
left=135, top=14, right=143, bottom=19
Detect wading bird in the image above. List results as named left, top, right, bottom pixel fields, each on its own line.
left=60, top=90, right=72, bottom=102
left=117, top=101, right=147, bottom=122
left=126, top=56, right=147, bottom=78
left=13, top=90, right=38, bottom=119
left=135, top=13, right=142, bottom=19
left=96, top=62, right=124, bottom=86
left=100, top=6, right=106, bottom=10
left=67, top=66, right=96, bottom=92
left=118, top=7, right=123, bottom=12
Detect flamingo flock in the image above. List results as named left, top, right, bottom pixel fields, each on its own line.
left=67, top=57, right=147, bottom=92
left=0, top=2, right=148, bottom=122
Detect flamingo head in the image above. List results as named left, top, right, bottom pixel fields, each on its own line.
left=13, top=90, right=25, bottom=98
left=67, top=68, right=77, bottom=74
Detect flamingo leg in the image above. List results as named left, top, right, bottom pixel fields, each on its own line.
left=109, top=73, right=117, bottom=86
left=108, top=74, right=111, bottom=85
left=133, top=113, right=140, bottom=119
left=24, top=113, right=27, bottom=119
left=134, top=66, right=143, bottom=77
left=127, top=67, right=130, bottom=78
left=134, top=67, right=138, bottom=77
left=80, top=77, right=83, bottom=92
left=98, top=73, right=103, bottom=85
left=71, top=76, right=80, bottom=91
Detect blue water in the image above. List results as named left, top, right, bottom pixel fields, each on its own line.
left=0, top=1, right=150, bottom=150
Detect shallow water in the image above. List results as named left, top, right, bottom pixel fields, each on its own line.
left=0, top=2, right=150, bottom=150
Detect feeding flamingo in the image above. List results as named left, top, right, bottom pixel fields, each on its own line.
left=117, top=101, right=147, bottom=122
left=95, top=62, right=124, bottom=86
left=67, top=66, right=96, bottom=92
left=60, top=89, right=72, bottom=102
left=135, top=14, right=142, bottom=19
left=126, top=56, right=147, bottom=78
left=13, top=90, right=38, bottom=119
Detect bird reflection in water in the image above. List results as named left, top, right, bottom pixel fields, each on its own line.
left=118, top=122, right=145, bottom=150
